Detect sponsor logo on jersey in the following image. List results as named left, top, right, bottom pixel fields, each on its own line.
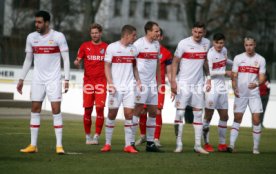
left=87, top=55, right=104, bottom=61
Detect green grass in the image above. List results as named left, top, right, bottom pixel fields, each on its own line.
left=0, top=118, right=276, bottom=174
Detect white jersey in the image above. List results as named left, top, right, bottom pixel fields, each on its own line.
left=134, top=37, right=160, bottom=85
left=104, top=41, right=138, bottom=91
left=174, top=36, right=210, bottom=85
left=207, top=47, right=228, bottom=86
left=232, top=52, right=266, bottom=98
left=25, top=29, right=68, bottom=83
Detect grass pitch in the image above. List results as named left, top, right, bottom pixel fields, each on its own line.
left=0, top=115, right=276, bottom=174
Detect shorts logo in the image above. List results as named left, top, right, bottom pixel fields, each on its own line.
left=176, top=101, right=180, bottom=107
left=109, top=98, right=114, bottom=106
left=208, top=101, right=214, bottom=107
left=136, top=95, right=141, bottom=101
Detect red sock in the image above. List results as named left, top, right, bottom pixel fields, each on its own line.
left=84, top=108, right=92, bottom=134
left=95, top=107, right=104, bottom=135
left=139, top=113, right=147, bottom=135
left=154, top=113, right=162, bottom=139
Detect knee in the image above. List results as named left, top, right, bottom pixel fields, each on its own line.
left=52, top=108, right=61, bottom=115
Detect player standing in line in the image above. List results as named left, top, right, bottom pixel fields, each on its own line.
left=100, top=25, right=141, bottom=153
left=202, top=33, right=233, bottom=152
left=74, top=23, right=108, bottom=145
left=228, top=37, right=266, bottom=154
left=131, top=21, right=162, bottom=152
left=135, top=28, right=172, bottom=147
left=17, top=11, right=70, bottom=154
left=171, top=22, right=211, bottom=154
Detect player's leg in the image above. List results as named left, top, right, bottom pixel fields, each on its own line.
left=20, top=83, right=45, bottom=153
left=203, top=108, right=214, bottom=152
left=217, top=109, right=228, bottom=152
left=250, top=97, right=263, bottom=154
left=123, top=107, right=138, bottom=153
left=93, top=81, right=107, bottom=144
left=136, top=106, right=147, bottom=146
left=154, top=88, right=165, bottom=147
left=83, top=83, right=94, bottom=144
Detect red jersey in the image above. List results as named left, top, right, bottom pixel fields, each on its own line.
left=77, top=41, right=108, bottom=81
left=159, top=45, right=172, bottom=84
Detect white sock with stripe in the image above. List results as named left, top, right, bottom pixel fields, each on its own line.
left=175, top=109, right=184, bottom=147
left=218, top=120, right=227, bottom=144
left=193, top=110, right=203, bottom=148
left=105, top=118, right=115, bottom=145
left=124, top=119, right=133, bottom=146
left=30, top=112, right=40, bottom=146
left=230, top=122, right=240, bottom=148
left=53, top=113, right=63, bottom=147
left=131, top=115, right=139, bottom=143
left=253, top=124, right=262, bottom=150
left=146, top=117, right=156, bottom=142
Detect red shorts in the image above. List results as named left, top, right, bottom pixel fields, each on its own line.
left=143, top=85, right=165, bottom=110
left=83, top=79, right=107, bottom=108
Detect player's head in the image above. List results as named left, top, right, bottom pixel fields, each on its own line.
left=144, top=21, right=160, bottom=41
left=192, top=22, right=206, bottom=43
left=121, top=25, right=137, bottom=44
left=212, top=33, right=225, bottom=52
left=157, top=28, right=164, bottom=42
left=244, top=36, right=256, bottom=56
left=90, top=23, right=103, bottom=43
left=35, top=11, right=50, bottom=34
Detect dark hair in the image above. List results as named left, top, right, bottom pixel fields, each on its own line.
left=35, top=10, right=50, bottom=22
left=213, top=33, right=225, bottom=41
left=144, top=21, right=159, bottom=34
left=193, top=22, right=205, bottom=29
left=160, top=28, right=163, bottom=36
left=121, top=25, right=136, bottom=37
left=90, top=23, right=103, bottom=32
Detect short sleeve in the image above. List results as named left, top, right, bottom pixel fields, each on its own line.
left=77, top=43, right=86, bottom=59
left=57, top=33, right=69, bottom=52
left=259, top=57, right=266, bottom=74
left=25, top=34, right=33, bottom=53
left=104, top=45, right=113, bottom=63
left=207, top=51, right=213, bottom=70
left=232, top=56, right=239, bottom=73
left=174, top=41, right=183, bottom=59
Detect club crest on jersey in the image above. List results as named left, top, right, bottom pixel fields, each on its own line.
left=254, top=61, right=259, bottom=67
left=48, top=40, right=54, bottom=44
left=203, top=45, right=207, bottom=51
left=100, top=48, right=105, bottom=54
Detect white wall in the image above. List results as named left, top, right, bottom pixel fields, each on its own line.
left=0, top=65, right=275, bottom=128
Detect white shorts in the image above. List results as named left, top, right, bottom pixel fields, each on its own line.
left=234, top=96, right=263, bottom=113
left=205, top=92, right=228, bottom=110
left=108, top=90, right=135, bottom=109
left=175, top=85, right=204, bottom=109
left=31, top=81, right=62, bottom=102
left=135, top=85, right=158, bottom=105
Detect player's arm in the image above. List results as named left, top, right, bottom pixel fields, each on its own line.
left=104, top=61, right=116, bottom=94
left=156, top=59, right=161, bottom=87
left=166, top=63, right=172, bottom=84
left=249, top=58, right=266, bottom=89
left=133, top=61, right=141, bottom=91
left=17, top=52, right=33, bottom=94
left=171, top=56, right=180, bottom=94
left=204, top=57, right=211, bottom=92
left=231, top=72, right=239, bottom=97
left=61, top=51, right=70, bottom=93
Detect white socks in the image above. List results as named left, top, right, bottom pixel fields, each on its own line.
left=53, top=113, right=63, bottom=147
left=218, top=120, right=227, bottom=144
left=230, top=122, right=240, bottom=148
left=131, top=115, right=139, bottom=143
left=105, top=118, right=115, bottom=145
left=175, top=109, right=185, bottom=147
left=30, top=112, right=40, bottom=146
left=193, top=110, right=203, bottom=148
left=124, top=120, right=133, bottom=146
left=253, top=124, right=262, bottom=150
left=146, top=117, right=156, bottom=142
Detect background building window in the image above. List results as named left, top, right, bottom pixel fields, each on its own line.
left=144, top=2, right=151, bottom=18
left=129, top=0, right=137, bottom=17
left=158, top=2, right=168, bottom=20
left=114, top=0, right=122, bottom=17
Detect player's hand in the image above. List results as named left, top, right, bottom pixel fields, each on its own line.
left=248, top=82, right=258, bottom=89
left=171, top=92, right=176, bottom=102
left=108, top=84, right=116, bottom=95
left=64, top=80, right=69, bottom=93
left=17, top=79, right=24, bottom=94
left=225, top=71, right=232, bottom=77
left=233, top=88, right=239, bottom=98
left=205, top=79, right=211, bottom=92
left=136, top=80, right=142, bottom=92
left=74, top=59, right=81, bottom=69
left=171, top=81, right=177, bottom=95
